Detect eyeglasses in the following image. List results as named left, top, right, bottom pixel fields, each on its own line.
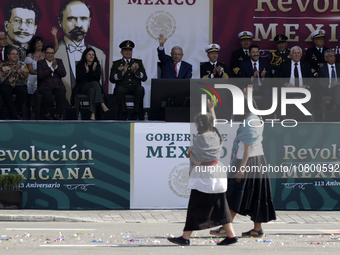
left=10, top=53, right=19, bottom=55
left=10, top=18, right=35, bottom=28
left=45, top=52, right=55, bottom=55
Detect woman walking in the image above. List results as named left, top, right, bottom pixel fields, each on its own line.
left=167, top=98, right=237, bottom=246
left=210, top=96, right=276, bottom=238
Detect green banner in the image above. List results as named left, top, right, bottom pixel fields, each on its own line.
left=0, top=122, right=130, bottom=210
left=264, top=123, right=340, bottom=210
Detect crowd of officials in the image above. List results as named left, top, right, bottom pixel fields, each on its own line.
left=0, top=26, right=339, bottom=121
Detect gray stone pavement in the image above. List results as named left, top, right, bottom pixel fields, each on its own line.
left=0, top=209, right=339, bottom=224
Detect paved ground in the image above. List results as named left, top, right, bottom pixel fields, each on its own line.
left=0, top=210, right=340, bottom=254
left=0, top=209, right=339, bottom=224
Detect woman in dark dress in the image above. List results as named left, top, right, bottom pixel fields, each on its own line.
left=75, top=48, right=109, bottom=120
left=167, top=98, right=237, bottom=246
left=210, top=95, right=276, bottom=238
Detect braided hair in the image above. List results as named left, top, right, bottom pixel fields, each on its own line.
left=194, top=112, right=223, bottom=144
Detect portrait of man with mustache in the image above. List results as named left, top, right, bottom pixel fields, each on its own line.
left=3, top=0, right=41, bottom=61
left=55, top=0, right=106, bottom=103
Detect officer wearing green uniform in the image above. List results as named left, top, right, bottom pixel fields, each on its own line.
left=110, top=40, right=147, bottom=120
left=268, top=34, right=290, bottom=77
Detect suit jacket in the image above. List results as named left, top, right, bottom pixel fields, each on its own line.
left=305, top=46, right=329, bottom=75
left=1, top=46, right=10, bottom=61
left=230, top=48, right=250, bottom=76
left=240, top=58, right=271, bottom=78
left=54, top=37, right=106, bottom=102
left=200, top=61, right=229, bottom=78
left=37, top=58, right=66, bottom=90
left=71, top=61, right=104, bottom=104
left=157, top=48, right=192, bottom=79
left=277, top=60, right=313, bottom=79
left=109, top=58, right=147, bottom=90
left=318, top=63, right=340, bottom=90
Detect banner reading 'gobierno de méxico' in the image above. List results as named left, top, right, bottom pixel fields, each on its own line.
left=131, top=123, right=237, bottom=209
left=0, top=122, right=130, bottom=210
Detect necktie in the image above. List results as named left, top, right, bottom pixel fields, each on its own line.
left=318, top=48, right=322, bottom=53
left=245, top=50, right=248, bottom=56
left=331, top=65, right=336, bottom=84
left=253, top=62, right=259, bottom=91
left=69, top=44, right=86, bottom=53
left=294, top=62, right=299, bottom=87
left=174, top=63, right=178, bottom=78
left=0, top=48, right=2, bottom=61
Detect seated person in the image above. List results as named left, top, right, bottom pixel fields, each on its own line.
left=157, top=34, right=192, bottom=79
left=318, top=49, right=340, bottom=121
left=0, top=47, right=29, bottom=120
left=200, top=43, right=229, bottom=78
left=37, top=46, right=66, bottom=120
left=109, top=40, right=147, bottom=120
left=74, top=47, right=109, bottom=120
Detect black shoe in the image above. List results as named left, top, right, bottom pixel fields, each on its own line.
left=131, top=113, right=139, bottom=121
left=103, top=110, right=111, bottom=120
left=217, top=236, right=238, bottom=245
left=122, top=112, right=129, bottom=120
left=167, top=236, right=190, bottom=246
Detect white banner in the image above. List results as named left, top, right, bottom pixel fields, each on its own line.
left=112, top=0, right=212, bottom=107
left=131, top=122, right=238, bottom=209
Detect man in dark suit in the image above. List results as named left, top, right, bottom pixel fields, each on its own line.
left=268, top=34, right=290, bottom=77
left=0, top=32, right=9, bottom=61
left=305, top=29, right=329, bottom=77
left=37, top=45, right=67, bottom=120
left=157, top=34, right=192, bottom=79
left=240, top=44, right=271, bottom=112
left=200, top=44, right=229, bottom=78
left=318, top=49, right=340, bottom=120
left=110, top=40, right=147, bottom=120
left=277, top=46, right=314, bottom=121
left=230, top=31, right=252, bottom=77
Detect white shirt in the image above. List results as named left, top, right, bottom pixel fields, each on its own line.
left=64, top=37, right=86, bottom=77
left=289, top=60, right=303, bottom=87
left=158, top=46, right=182, bottom=77
left=327, top=63, right=337, bottom=88
left=251, top=60, right=263, bottom=86
left=316, top=46, right=323, bottom=53
left=45, top=59, right=58, bottom=74
left=0, top=47, right=4, bottom=60
left=187, top=161, right=228, bottom=194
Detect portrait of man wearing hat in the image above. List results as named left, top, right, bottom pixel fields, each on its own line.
left=109, top=40, right=147, bottom=120
left=230, top=31, right=253, bottom=76
left=305, top=29, right=329, bottom=77
left=200, top=44, right=229, bottom=78
left=268, top=34, right=290, bottom=77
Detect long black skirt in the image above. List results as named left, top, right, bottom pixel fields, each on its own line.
left=227, top=155, right=276, bottom=223
left=184, top=189, right=233, bottom=231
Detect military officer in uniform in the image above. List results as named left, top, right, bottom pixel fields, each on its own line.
left=229, top=31, right=252, bottom=77
left=200, top=44, right=229, bottom=78
left=268, top=34, right=290, bottom=77
left=305, top=29, right=329, bottom=77
left=110, top=40, right=147, bottom=120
